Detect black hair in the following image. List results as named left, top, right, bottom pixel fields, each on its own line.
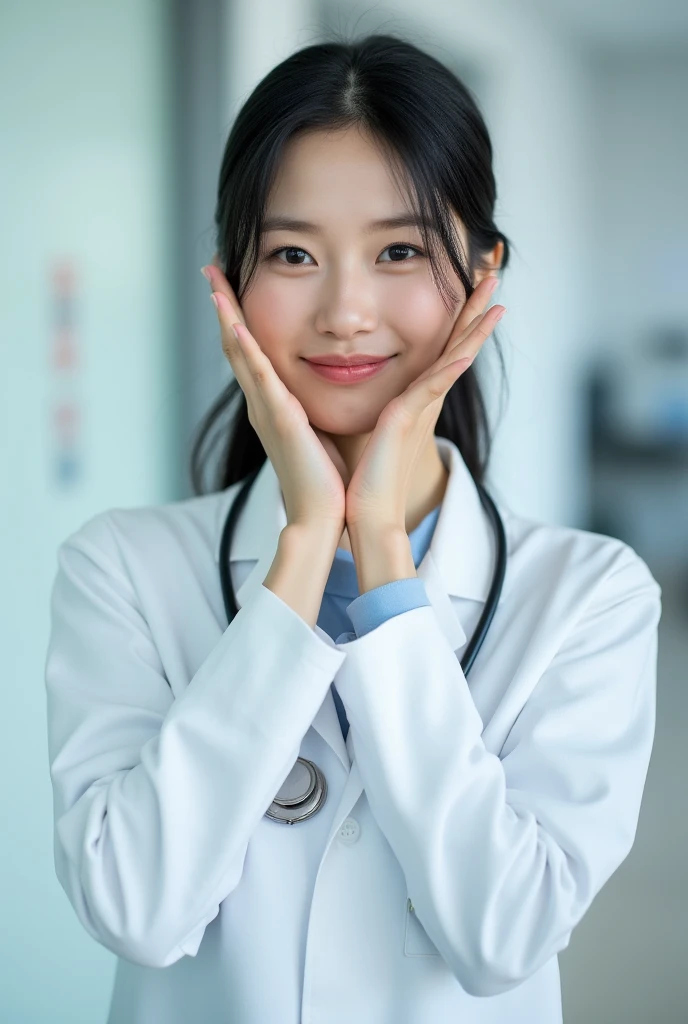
left=190, top=32, right=511, bottom=495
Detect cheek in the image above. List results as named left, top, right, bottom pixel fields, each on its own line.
left=240, top=276, right=305, bottom=364
left=387, top=279, right=459, bottom=363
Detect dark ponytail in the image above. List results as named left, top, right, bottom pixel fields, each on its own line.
left=190, top=33, right=511, bottom=495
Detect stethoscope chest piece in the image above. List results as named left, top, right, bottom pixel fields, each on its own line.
left=264, top=756, right=328, bottom=825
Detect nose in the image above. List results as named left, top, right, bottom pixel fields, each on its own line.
left=313, top=263, right=379, bottom=339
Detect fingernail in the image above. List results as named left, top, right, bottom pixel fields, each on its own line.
left=210, top=293, right=219, bottom=310
left=496, top=307, right=506, bottom=321
left=200, top=266, right=211, bottom=282
left=488, top=277, right=499, bottom=292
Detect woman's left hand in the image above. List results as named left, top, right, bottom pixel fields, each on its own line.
left=344, top=277, right=505, bottom=536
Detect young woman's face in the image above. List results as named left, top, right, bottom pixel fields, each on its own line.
left=239, top=125, right=473, bottom=437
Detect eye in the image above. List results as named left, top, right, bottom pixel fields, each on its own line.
left=378, top=243, right=425, bottom=263
left=266, top=246, right=314, bottom=266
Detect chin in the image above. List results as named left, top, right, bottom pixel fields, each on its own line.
left=309, top=414, right=383, bottom=436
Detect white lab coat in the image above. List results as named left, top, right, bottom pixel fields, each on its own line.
left=44, top=435, right=661, bottom=1024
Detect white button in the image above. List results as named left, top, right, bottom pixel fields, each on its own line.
left=337, top=817, right=361, bottom=844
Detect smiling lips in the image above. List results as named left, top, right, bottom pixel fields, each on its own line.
left=304, top=355, right=395, bottom=383
left=305, top=353, right=392, bottom=365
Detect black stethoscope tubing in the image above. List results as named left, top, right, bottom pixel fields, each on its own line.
left=218, top=459, right=507, bottom=824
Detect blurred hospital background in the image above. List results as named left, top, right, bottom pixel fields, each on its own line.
left=2, top=0, right=687, bottom=1020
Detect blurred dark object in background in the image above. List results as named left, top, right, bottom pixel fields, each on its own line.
left=586, top=324, right=688, bottom=614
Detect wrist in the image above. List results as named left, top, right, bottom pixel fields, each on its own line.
left=263, top=522, right=342, bottom=629
left=281, top=520, right=344, bottom=551
left=348, top=525, right=416, bottom=594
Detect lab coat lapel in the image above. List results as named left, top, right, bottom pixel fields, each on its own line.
left=213, top=435, right=497, bottom=777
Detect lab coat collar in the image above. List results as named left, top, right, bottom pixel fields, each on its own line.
left=212, top=434, right=496, bottom=645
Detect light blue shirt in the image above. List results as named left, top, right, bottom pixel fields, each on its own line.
left=316, top=504, right=442, bottom=740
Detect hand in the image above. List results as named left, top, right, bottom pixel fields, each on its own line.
left=202, top=264, right=346, bottom=534
left=344, top=276, right=506, bottom=535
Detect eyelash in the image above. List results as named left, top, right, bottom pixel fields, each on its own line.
left=264, top=242, right=426, bottom=266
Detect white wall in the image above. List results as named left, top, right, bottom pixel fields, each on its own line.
left=1, top=1, right=174, bottom=1020
left=591, top=53, right=688, bottom=352
left=222, top=0, right=317, bottom=112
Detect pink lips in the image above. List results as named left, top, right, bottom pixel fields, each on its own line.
left=304, top=356, right=395, bottom=383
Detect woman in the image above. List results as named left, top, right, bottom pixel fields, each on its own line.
left=45, top=34, right=661, bottom=1024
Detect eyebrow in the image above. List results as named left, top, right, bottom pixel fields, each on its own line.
left=260, top=214, right=424, bottom=235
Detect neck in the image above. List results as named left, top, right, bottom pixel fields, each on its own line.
left=334, top=434, right=448, bottom=552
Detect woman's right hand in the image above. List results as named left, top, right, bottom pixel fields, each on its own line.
left=202, top=263, right=347, bottom=535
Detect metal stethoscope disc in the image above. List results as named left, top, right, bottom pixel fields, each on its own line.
left=264, top=757, right=328, bottom=825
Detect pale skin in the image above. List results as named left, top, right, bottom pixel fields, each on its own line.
left=205, top=124, right=504, bottom=582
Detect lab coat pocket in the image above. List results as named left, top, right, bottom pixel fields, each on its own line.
left=404, top=897, right=440, bottom=956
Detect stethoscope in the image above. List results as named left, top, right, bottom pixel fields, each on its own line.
left=219, top=461, right=507, bottom=825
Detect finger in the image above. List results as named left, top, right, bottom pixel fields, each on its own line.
left=202, top=264, right=246, bottom=326
left=396, top=357, right=471, bottom=425
left=211, top=291, right=250, bottom=381
left=209, top=291, right=262, bottom=407
left=411, top=303, right=503, bottom=390
left=215, top=300, right=291, bottom=412
left=443, top=304, right=506, bottom=365
left=461, top=304, right=506, bottom=353
left=445, top=275, right=499, bottom=350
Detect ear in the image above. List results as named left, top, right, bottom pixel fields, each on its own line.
left=473, top=239, right=504, bottom=287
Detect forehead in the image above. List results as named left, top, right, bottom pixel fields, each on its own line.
left=265, top=126, right=414, bottom=227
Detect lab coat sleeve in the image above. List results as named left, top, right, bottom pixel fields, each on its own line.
left=332, top=542, right=661, bottom=997
left=44, top=513, right=346, bottom=969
